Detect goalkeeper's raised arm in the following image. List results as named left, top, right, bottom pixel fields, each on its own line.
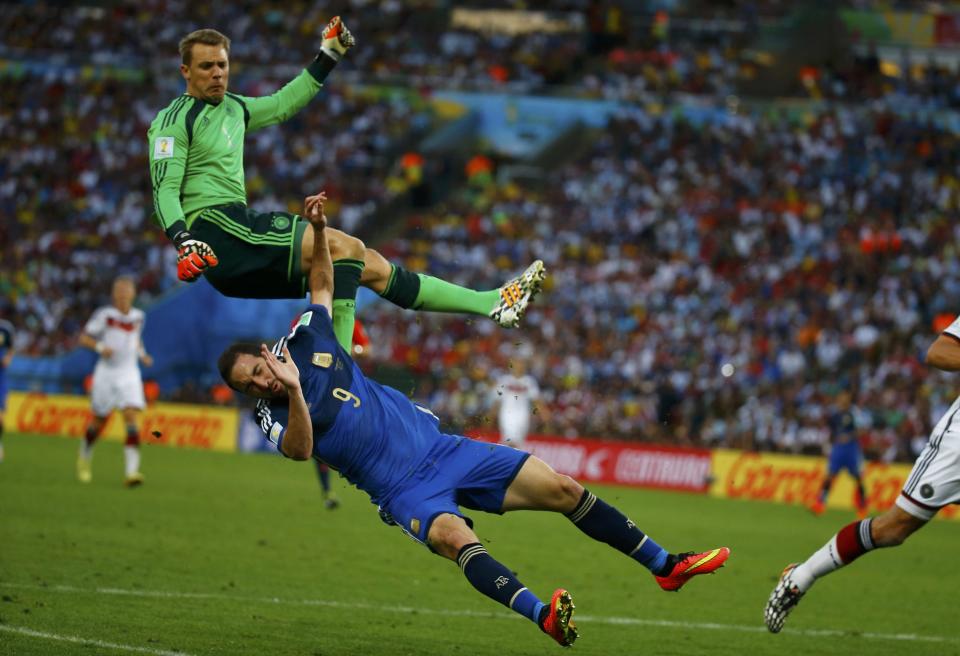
left=146, top=18, right=354, bottom=284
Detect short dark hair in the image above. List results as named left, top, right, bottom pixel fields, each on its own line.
left=217, top=342, right=263, bottom=391
left=179, top=29, right=231, bottom=66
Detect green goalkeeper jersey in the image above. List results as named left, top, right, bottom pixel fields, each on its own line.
left=147, top=68, right=324, bottom=240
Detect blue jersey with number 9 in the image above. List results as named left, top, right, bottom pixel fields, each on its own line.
left=256, top=305, right=444, bottom=505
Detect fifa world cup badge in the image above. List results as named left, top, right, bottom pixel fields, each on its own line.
left=154, top=136, right=175, bottom=159
left=312, top=352, right=333, bottom=368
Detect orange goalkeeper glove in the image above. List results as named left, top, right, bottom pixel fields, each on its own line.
left=174, top=233, right=218, bottom=282
left=320, top=16, right=355, bottom=61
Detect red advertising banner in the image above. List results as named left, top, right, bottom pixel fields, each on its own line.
left=468, top=431, right=712, bottom=493
left=935, top=14, right=960, bottom=46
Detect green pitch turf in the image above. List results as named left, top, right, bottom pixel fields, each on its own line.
left=2, top=433, right=959, bottom=656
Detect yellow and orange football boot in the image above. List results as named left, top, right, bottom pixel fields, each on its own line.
left=655, top=547, right=730, bottom=592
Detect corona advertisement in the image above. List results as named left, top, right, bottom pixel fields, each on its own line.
left=9, top=391, right=238, bottom=453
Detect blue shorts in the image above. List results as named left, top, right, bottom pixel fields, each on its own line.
left=828, top=440, right=863, bottom=477
left=384, top=435, right=530, bottom=547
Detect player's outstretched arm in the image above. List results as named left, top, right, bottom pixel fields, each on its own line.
left=305, top=192, right=334, bottom=314
left=242, top=17, right=355, bottom=132
left=263, top=344, right=312, bottom=460
left=926, top=332, right=960, bottom=371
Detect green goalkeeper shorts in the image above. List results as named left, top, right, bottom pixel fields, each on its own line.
left=190, top=203, right=308, bottom=299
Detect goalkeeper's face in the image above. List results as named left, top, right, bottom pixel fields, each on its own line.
left=230, top=354, right=287, bottom=400
left=181, top=44, right=229, bottom=104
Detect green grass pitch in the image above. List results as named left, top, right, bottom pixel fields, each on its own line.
left=2, top=433, right=959, bottom=656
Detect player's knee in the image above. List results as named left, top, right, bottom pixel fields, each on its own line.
left=552, top=474, right=585, bottom=513
left=329, top=229, right=366, bottom=261
left=427, top=514, right=475, bottom=561
left=342, top=235, right=366, bottom=260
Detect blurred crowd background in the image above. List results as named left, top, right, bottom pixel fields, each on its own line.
left=4, top=0, right=960, bottom=462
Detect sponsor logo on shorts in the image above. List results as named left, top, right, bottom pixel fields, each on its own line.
left=921, top=483, right=935, bottom=499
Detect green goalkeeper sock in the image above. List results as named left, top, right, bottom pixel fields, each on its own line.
left=332, top=259, right=364, bottom=353
left=380, top=265, right=498, bottom=316
left=413, top=274, right=499, bottom=316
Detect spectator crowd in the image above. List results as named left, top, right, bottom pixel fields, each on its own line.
left=361, top=106, right=960, bottom=463
left=3, top=0, right=960, bottom=462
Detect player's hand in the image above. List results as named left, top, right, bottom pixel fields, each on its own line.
left=320, top=16, right=355, bottom=61
left=100, top=346, right=115, bottom=358
left=304, top=191, right=328, bottom=230
left=176, top=238, right=219, bottom=283
left=140, top=353, right=154, bottom=368
left=261, top=344, right=301, bottom=392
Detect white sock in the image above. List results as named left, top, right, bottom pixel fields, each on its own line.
left=124, top=446, right=141, bottom=477
left=80, top=440, right=94, bottom=460
left=791, top=536, right=844, bottom=591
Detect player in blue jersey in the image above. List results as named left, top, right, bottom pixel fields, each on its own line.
left=810, top=390, right=868, bottom=517
left=0, top=319, right=13, bottom=463
left=217, top=193, right=731, bottom=647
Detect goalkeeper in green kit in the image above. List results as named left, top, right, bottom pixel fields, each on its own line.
left=148, top=17, right=544, bottom=346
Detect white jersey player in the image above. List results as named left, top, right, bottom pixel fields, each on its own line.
left=76, top=276, right=153, bottom=487
left=765, top=314, right=960, bottom=633
left=493, top=362, right=543, bottom=446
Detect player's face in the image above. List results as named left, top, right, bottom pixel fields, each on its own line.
left=231, top=354, right=286, bottom=400
left=181, top=44, right=229, bottom=103
left=112, top=279, right=135, bottom=312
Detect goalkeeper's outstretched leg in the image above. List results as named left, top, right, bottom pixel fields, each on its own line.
left=302, top=225, right=546, bottom=328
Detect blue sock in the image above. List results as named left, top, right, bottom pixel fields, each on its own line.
left=567, top=489, right=670, bottom=575
left=456, top=543, right=544, bottom=624
left=315, top=461, right=331, bottom=494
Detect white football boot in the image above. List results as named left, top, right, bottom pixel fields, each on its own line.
left=489, top=260, right=546, bottom=329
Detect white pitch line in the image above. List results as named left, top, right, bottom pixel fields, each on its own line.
left=0, top=624, right=195, bottom=656
left=1, top=581, right=955, bottom=645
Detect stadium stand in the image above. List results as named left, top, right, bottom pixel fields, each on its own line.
left=360, top=106, right=960, bottom=461
left=3, top=0, right=960, bottom=463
